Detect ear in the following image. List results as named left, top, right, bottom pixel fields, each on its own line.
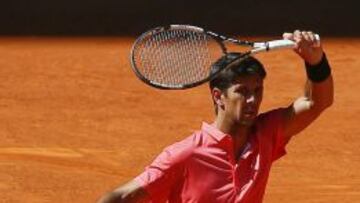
left=212, top=88, right=224, bottom=107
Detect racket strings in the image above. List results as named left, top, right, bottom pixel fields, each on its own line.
left=132, top=29, right=224, bottom=86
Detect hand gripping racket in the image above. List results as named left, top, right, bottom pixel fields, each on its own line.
left=130, top=25, right=320, bottom=89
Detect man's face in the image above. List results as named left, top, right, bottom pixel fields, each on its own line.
left=221, top=74, right=264, bottom=126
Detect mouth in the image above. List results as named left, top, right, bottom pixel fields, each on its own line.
left=243, top=108, right=257, bottom=117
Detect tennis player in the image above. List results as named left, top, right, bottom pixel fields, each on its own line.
left=97, top=30, right=333, bottom=203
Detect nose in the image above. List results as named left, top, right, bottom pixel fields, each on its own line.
left=246, top=94, right=255, bottom=104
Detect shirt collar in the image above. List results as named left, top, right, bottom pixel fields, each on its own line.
left=201, top=122, right=230, bottom=142
left=201, top=122, right=256, bottom=159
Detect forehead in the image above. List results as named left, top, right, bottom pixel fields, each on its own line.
left=231, top=74, right=264, bottom=87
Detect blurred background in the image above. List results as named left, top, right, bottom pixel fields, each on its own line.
left=1, top=0, right=359, bottom=36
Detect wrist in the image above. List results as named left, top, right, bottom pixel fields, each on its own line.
left=305, top=53, right=331, bottom=83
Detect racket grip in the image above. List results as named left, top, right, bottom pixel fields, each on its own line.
left=272, top=34, right=320, bottom=49
left=253, top=34, right=321, bottom=52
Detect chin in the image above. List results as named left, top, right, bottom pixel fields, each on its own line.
left=239, top=119, right=255, bottom=126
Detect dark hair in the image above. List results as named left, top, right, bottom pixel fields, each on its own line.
left=209, top=52, right=266, bottom=92
left=209, top=52, right=266, bottom=114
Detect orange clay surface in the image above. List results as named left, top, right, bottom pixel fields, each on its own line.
left=0, top=37, right=359, bottom=203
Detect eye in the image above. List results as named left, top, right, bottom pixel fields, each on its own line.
left=236, top=87, right=249, bottom=95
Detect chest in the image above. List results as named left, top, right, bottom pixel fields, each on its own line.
left=180, top=146, right=273, bottom=203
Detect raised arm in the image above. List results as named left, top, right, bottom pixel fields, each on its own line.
left=281, top=30, right=334, bottom=141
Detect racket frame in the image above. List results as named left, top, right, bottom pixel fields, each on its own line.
left=130, top=25, right=319, bottom=90
left=130, top=25, right=231, bottom=89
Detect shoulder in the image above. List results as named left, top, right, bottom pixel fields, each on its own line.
left=256, top=108, right=286, bottom=127
left=255, top=108, right=287, bottom=142
left=256, top=108, right=289, bottom=161
left=157, top=130, right=203, bottom=165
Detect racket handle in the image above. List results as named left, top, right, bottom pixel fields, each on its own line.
left=253, top=34, right=320, bottom=53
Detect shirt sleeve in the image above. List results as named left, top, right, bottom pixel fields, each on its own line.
left=258, top=108, right=288, bottom=162
left=134, top=140, right=191, bottom=203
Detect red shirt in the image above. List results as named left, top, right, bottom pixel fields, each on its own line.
left=135, top=108, right=288, bottom=203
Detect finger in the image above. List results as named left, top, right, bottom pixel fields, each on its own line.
left=306, top=31, right=322, bottom=47
left=283, top=32, right=294, bottom=40
left=294, top=30, right=301, bottom=35
left=293, top=30, right=302, bottom=42
left=302, top=31, right=312, bottom=42
left=307, top=31, right=316, bottom=42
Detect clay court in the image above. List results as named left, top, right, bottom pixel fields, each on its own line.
left=0, top=37, right=359, bottom=202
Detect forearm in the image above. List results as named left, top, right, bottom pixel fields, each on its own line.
left=97, top=192, right=123, bottom=203
left=97, top=180, right=149, bottom=203
left=282, top=31, right=334, bottom=138
left=305, top=54, right=334, bottom=111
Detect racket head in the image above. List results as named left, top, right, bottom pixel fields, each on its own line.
left=130, top=25, right=227, bottom=89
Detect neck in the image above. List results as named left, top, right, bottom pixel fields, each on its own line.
left=214, top=114, right=253, bottom=160
left=214, top=114, right=251, bottom=137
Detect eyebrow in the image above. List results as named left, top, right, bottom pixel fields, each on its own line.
left=233, top=83, right=263, bottom=90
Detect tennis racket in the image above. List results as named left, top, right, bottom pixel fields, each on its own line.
left=130, top=24, right=320, bottom=89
